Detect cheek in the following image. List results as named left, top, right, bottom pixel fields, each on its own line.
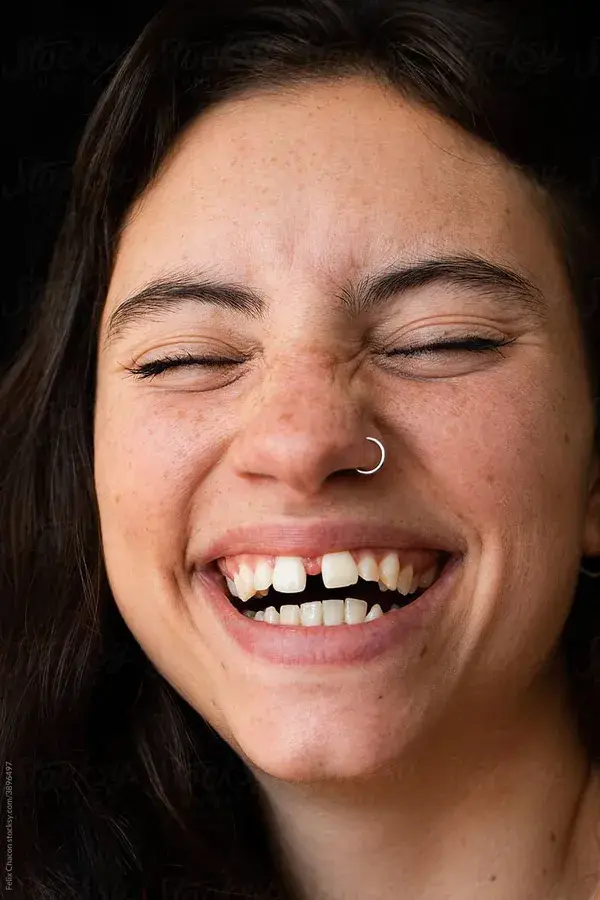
left=406, top=362, right=588, bottom=547
left=93, top=391, right=229, bottom=715
left=93, top=391, right=214, bottom=573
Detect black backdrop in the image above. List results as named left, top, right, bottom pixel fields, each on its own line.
left=4, top=1, right=162, bottom=373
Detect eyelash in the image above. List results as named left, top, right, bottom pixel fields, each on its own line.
left=124, top=336, right=517, bottom=380
left=387, top=335, right=517, bottom=358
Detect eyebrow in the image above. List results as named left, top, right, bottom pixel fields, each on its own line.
left=101, top=253, right=547, bottom=352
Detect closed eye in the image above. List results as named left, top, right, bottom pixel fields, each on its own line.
left=124, top=351, right=243, bottom=380
left=386, top=336, right=517, bottom=357
left=124, top=336, right=517, bottom=380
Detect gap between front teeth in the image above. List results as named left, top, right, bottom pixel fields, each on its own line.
left=226, top=550, right=438, bottom=602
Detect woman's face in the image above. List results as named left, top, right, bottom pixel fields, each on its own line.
left=94, top=77, right=600, bottom=781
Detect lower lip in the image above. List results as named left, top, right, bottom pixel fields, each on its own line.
left=195, top=554, right=463, bottom=667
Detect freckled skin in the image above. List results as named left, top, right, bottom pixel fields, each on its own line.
left=94, top=78, right=600, bottom=899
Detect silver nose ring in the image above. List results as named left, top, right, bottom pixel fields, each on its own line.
left=356, top=437, right=385, bottom=475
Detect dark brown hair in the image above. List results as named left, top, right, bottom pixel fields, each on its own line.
left=1, top=1, right=598, bottom=897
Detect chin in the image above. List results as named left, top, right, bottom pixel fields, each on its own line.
left=225, top=707, right=409, bottom=784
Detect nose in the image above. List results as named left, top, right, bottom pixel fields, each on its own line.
left=229, top=352, right=384, bottom=496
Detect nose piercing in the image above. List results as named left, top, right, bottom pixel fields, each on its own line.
left=579, top=560, right=600, bottom=578
left=356, top=437, right=385, bottom=475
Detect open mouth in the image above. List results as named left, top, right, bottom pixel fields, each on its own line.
left=230, top=575, right=426, bottom=613
left=209, top=550, right=454, bottom=625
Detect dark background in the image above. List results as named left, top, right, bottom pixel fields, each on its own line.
left=4, top=2, right=162, bottom=372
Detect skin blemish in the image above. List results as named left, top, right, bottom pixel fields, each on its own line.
left=420, top=644, right=429, bottom=658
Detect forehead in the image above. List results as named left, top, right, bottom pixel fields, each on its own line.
left=106, top=77, right=567, bottom=314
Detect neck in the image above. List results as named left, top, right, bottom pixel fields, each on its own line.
left=251, top=656, right=599, bottom=900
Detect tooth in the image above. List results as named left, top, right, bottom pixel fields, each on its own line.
left=264, top=606, right=280, bottom=624
left=254, top=560, right=274, bottom=591
left=234, top=564, right=256, bottom=602
left=419, top=563, right=438, bottom=589
left=357, top=552, right=379, bottom=582
left=410, top=571, right=420, bottom=593
left=344, top=598, right=368, bottom=625
left=378, top=581, right=388, bottom=591
left=300, top=601, right=323, bottom=626
left=321, top=551, right=359, bottom=589
left=396, top=563, right=414, bottom=596
left=248, top=599, right=398, bottom=626
left=272, top=557, right=307, bottom=593
left=379, top=552, right=400, bottom=589
left=390, top=603, right=400, bottom=610
left=226, top=576, right=240, bottom=598
left=279, top=604, right=301, bottom=625
left=322, top=598, right=345, bottom=625
left=365, top=603, right=384, bottom=621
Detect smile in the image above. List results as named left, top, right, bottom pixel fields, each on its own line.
left=197, top=551, right=463, bottom=666
left=214, top=548, right=448, bottom=627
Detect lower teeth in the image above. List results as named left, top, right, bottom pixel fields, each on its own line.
left=241, top=598, right=404, bottom=626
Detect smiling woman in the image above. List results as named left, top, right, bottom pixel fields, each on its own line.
left=1, top=2, right=600, bottom=899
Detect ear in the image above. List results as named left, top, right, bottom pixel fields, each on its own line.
left=581, top=451, right=600, bottom=558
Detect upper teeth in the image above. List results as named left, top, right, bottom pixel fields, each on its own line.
left=218, top=549, right=441, bottom=602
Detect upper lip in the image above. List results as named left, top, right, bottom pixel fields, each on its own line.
left=198, top=518, right=465, bottom=566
